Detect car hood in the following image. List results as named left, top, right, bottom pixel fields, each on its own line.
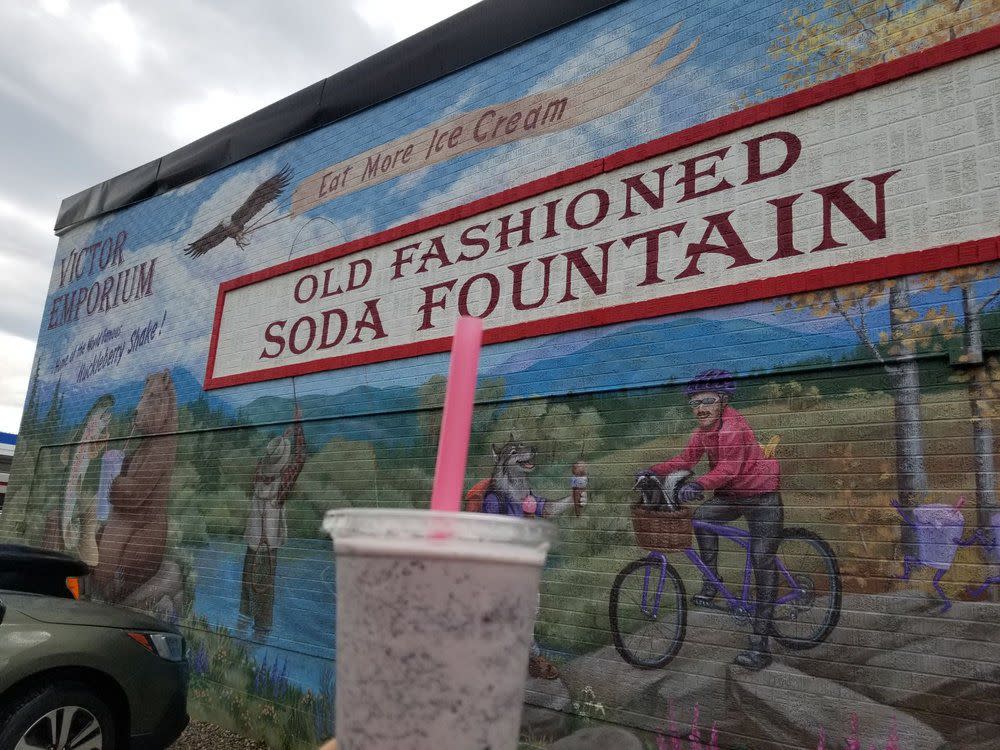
left=1, top=591, right=175, bottom=631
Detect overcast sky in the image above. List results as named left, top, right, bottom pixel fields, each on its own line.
left=0, top=0, right=478, bottom=434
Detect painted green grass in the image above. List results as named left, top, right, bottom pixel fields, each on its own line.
left=182, top=617, right=333, bottom=750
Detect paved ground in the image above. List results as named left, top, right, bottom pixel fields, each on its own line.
left=169, top=723, right=339, bottom=750
left=169, top=721, right=269, bottom=750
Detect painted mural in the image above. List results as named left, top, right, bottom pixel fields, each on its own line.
left=5, top=2, right=1000, bottom=749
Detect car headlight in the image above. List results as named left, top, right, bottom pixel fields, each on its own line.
left=127, top=631, right=186, bottom=662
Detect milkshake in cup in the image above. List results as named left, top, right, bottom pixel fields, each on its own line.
left=324, top=508, right=555, bottom=750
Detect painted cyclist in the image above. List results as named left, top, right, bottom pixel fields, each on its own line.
left=641, top=369, right=782, bottom=670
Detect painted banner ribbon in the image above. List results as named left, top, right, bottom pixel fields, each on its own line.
left=290, top=24, right=698, bottom=216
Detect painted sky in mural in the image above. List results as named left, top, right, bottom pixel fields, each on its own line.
left=30, top=1, right=811, bottom=422
left=34, top=1, right=999, bottom=427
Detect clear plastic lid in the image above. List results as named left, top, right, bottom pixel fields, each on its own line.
left=323, top=508, right=555, bottom=552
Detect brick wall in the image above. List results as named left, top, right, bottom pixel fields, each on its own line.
left=5, top=2, right=1000, bottom=748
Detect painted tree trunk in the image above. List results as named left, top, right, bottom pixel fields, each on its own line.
left=887, top=358, right=928, bottom=546
left=888, top=279, right=929, bottom=555
left=962, top=289, right=998, bottom=526
left=962, top=287, right=999, bottom=599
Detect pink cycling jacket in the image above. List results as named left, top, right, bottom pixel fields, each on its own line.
left=651, top=406, right=780, bottom=497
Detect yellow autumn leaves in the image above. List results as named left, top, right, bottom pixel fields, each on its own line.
left=771, top=0, right=1000, bottom=90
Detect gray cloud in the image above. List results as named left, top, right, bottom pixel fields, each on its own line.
left=0, top=2, right=391, bottom=169
left=0, top=0, right=476, bottom=431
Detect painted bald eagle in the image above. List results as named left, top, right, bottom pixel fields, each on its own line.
left=183, top=165, right=292, bottom=258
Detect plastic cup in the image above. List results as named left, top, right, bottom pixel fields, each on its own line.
left=323, top=508, right=555, bottom=750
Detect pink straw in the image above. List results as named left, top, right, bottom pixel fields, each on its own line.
left=430, top=316, right=483, bottom=512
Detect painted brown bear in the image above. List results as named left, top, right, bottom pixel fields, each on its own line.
left=94, top=370, right=177, bottom=603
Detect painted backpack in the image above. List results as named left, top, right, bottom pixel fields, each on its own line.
left=464, top=478, right=492, bottom=513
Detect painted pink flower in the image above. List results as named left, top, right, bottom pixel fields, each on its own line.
left=885, top=717, right=900, bottom=750
left=845, top=713, right=861, bottom=750
left=817, top=727, right=826, bottom=750
left=667, top=699, right=681, bottom=750
left=689, top=704, right=703, bottom=750
left=709, top=721, right=720, bottom=750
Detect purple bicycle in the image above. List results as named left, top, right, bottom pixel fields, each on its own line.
left=609, top=473, right=841, bottom=669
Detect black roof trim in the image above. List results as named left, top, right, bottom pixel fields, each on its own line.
left=55, top=0, right=626, bottom=234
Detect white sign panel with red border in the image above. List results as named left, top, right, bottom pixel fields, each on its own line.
left=206, top=30, right=1000, bottom=389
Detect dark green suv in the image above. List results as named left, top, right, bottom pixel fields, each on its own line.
left=0, top=546, right=188, bottom=750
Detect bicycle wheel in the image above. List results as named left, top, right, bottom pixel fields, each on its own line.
left=771, top=527, right=841, bottom=650
left=609, top=558, right=687, bottom=669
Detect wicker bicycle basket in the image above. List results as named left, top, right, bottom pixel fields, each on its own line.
left=630, top=503, right=693, bottom=553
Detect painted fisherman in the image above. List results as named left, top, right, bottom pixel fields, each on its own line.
left=643, top=369, right=781, bottom=670
left=239, top=407, right=306, bottom=639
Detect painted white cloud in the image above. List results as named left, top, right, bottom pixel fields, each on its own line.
left=396, top=24, right=651, bottom=220
left=390, top=20, right=742, bottom=229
